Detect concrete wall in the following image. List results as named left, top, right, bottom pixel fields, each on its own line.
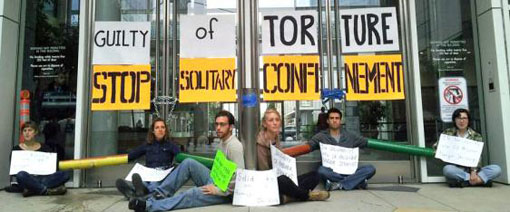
left=0, top=0, right=21, bottom=187
left=476, top=0, right=510, bottom=183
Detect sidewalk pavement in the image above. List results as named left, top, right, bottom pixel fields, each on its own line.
left=0, top=183, right=508, bottom=212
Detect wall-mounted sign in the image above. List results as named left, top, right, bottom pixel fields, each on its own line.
left=430, top=40, right=470, bottom=72
left=29, top=46, right=66, bottom=76
left=340, top=7, right=400, bottom=53
left=180, top=15, right=236, bottom=58
left=262, top=55, right=320, bottom=101
left=438, top=77, right=468, bottom=122
left=179, top=58, right=237, bottom=103
left=93, top=22, right=151, bottom=64
left=344, top=54, right=405, bottom=101
left=261, top=10, right=318, bottom=55
left=91, top=65, right=151, bottom=111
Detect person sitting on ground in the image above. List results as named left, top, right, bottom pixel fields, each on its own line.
left=116, top=118, right=180, bottom=200
left=257, top=108, right=329, bottom=203
left=308, top=108, right=376, bottom=191
left=5, top=121, right=70, bottom=197
left=128, top=110, right=245, bottom=212
left=435, top=108, right=501, bottom=187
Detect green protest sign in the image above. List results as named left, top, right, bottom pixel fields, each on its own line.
left=210, top=150, right=237, bottom=192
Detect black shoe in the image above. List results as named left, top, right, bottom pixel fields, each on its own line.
left=132, top=173, right=149, bottom=197
left=483, top=181, right=493, bottom=187
left=448, top=181, right=469, bottom=188
left=116, top=179, right=135, bottom=200
left=129, top=198, right=146, bottom=212
left=22, top=189, right=37, bottom=197
left=4, top=183, right=23, bottom=193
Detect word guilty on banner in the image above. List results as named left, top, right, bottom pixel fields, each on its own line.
left=94, top=30, right=149, bottom=47
left=179, top=69, right=235, bottom=91
left=344, top=54, right=405, bottom=101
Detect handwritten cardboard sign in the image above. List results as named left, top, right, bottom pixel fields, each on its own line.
left=270, top=145, right=298, bottom=185
left=435, top=134, right=483, bottom=167
left=320, top=143, right=359, bottom=175
left=210, top=150, right=237, bottom=192
left=125, top=163, right=173, bottom=182
left=233, top=169, right=280, bottom=206
left=10, top=151, right=57, bottom=175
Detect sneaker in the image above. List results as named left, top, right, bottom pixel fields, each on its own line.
left=4, top=183, right=23, bottom=193
left=308, top=190, right=330, bottom=201
left=46, top=185, right=67, bottom=195
left=448, top=180, right=468, bottom=188
left=483, top=181, right=493, bottom=187
left=357, top=179, right=368, bottom=190
left=132, top=174, right=148, bottom=197
left=116, top=179, right=135, bottom=200
left=325, top=180, right=341, bottom=191
left=129, top=198, right=146, bottom=212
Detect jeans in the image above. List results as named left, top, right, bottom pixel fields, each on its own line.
left=317, top=165, right=376, bottom=190
left=16, top=171, right=70, bottom=195
left=146, top=159, right=230, bottom=211
left=278, top=171, right=320, bottom=201
left=443, top=164, right=501, bottom=184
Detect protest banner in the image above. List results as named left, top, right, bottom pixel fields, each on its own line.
left=210, top=150, right=237, bottom=192
left=262, top=55, right=320, bottom=101
left=320, top=143, right=359, bottom=175
left=435, top=134, right=484, bottom=167
left=233, top=169, right=280, bottom=206
left=124, top=163, right=173, bottom=182
left=91, top=65, right=151, bottom=110
left=344, top=54, right=404, bottom=101
left=93, top=22, right=150, bottom=64
left=10, top=151, right=57, bottom=175
left=270, top=145, right=298, bottom=185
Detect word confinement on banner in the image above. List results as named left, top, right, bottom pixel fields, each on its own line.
left=92, top=65, right=151, bottom=111
left=179, top=58, right=236, bottom=103
left=344, top=54, right=404, bottom=101
left=262, top=55, right=320, bottom=101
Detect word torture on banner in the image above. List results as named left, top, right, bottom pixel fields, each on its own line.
left=320, top=143, right=359, bottom=175
left=92, top=65, right=151, bottom=111
left=233, top=169, right=280, bottom=206
left=344, top=54, right=404, bottom=101
left=340, top=7, right=399, bottom=53
left=270, top=145, right=298, bottom=185
left=179, top=58, right=236, bottom=103
left=180, top=15, right=236, bottom=58
left=262, top=55, right=320, bottom=101
left=435, top=134, right=484, bottom=167
left=93, top=22, right=150, bottom=64
left=262, top=11, right=318, bottom=54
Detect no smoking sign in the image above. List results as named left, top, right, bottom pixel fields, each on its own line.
left=438, top=77, right=469, bottom=122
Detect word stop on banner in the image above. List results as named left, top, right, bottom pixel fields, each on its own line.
left=344, top=54, right=405, bottom=101
left=92, top=65, right=151, bottom=110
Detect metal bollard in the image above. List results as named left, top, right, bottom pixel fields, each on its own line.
left=397, top=175, right=404, bottom=184
left=97, top=180, right=102, bottom=188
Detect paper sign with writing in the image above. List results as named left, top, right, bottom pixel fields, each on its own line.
left=92, top=65, right=151, bottom=111
left=270, top=145, right=298, bottom=185
left=344, top=54, right=404, bottom=101
left=340, top=7, right=399, bottom=53
left=261, top=10, right=318, bottom=54
left=125, top=163, right=173, bottom=182
left=438, top=77, right=469, bottom=122
left=93, top=22, right=150, bottom=64
left=233, top=169, right=280, bottom=206
left=320, top=143, right=359, bottom=175
left=210, top=150, right=237, bottom=192
left=435, top=134, right=484, bottom=167
left=10, top=151, right=57, bottom=175
left=180, top=15, right=236, bottom=58
left=262, top=55, right=320, bottom=101
left=179, top=58, right=237, bottom=103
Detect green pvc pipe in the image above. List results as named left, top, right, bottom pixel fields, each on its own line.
left=367, top=139, right=435, bottom=157
left=175, top=153, right=214, bottom=168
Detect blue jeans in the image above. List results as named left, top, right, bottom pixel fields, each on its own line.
left=443, top=164, right=501, bottom=184
left=318, top=165, right=376, bottom=190
left=16, top=171, right=70, bottom=194
left=146, top=159, right=230, bottom=211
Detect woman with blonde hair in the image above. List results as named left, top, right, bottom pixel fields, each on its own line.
left=257, top=108, right=329, bottom=203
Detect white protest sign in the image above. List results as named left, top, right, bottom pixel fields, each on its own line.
left=261, top=10, right=318, bottom=54
left=340, top=7, right=400, bottom=53
left=320, top=143, right=359, bottom=175
left=9, top=151, right=57, bottom=175
left=438, top=77, right=469, bottom=122
left=93, top=22, right=151, bottom=64
left=435, top=134, right=484, bottom=167
left=125, top=163, right=173, bottom=182
left=233, top=169, right=280, bottom=206
left=270, top=145, right=298, bottom=185
left=180, top=15, right=236, bottom=58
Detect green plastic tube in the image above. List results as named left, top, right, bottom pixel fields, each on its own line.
left=367, top=138, right=435, bottom=157
left=175, top=153, right=214, bottom=168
